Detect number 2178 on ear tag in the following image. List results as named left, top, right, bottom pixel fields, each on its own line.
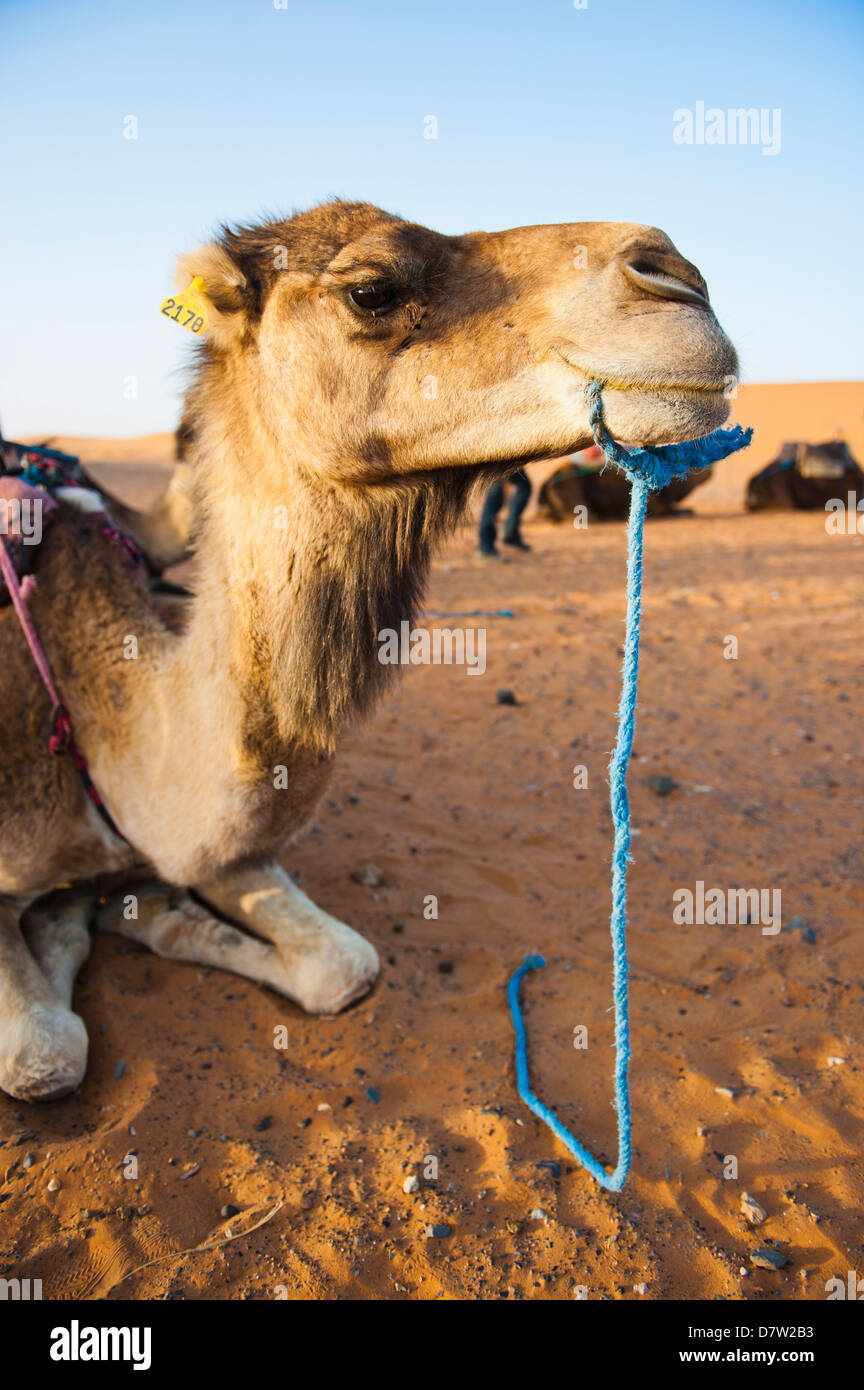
left=159, top=276, right=207, bottom=335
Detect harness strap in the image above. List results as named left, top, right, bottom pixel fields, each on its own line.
left=0, top=533, right=125, bottom=841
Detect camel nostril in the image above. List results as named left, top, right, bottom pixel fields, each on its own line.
left=624, top=259, right=711, bottom=309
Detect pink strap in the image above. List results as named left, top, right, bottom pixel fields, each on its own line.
left=0, top=536, right=64, bottom=708
left=0, top=531, right=125, bottom=837
left=0, top=476, right=58, bottom=515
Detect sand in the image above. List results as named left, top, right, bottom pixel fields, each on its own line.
left=1, top=391, right=862, bottom=1301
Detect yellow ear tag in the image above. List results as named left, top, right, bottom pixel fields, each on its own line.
left=159, top=275, right=208, bottom=335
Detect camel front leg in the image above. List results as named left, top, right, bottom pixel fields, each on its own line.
left=0, top=903, right=89, bottom=1102
left=21, top=890, right=93, bottom=1007
left=195, top=861, right=379, bottom=1014
left=95, top=881, right=309, bottom=998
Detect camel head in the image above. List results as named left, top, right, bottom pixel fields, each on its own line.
left=178, top=200, right=737, bottom=485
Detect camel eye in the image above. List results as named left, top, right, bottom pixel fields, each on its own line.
left=349, top=282, right=396, bottom=311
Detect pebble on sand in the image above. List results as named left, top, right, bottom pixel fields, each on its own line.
left=351, top=862, right=385, bottom=887
left=424, top=1223, right=452, bottom=1238
left=644, top=774, right=677, bottom=797
left=496, top=689, right=518, bottom=706
left=740, top=1193, right=768, bottom=1225
left=536, top=1159, right=561, bottom=1179
left=784, top=916, right=817, bottom=943
left=750, top=1247, right=791, bottom=1270
left=403, top=1174, right=420, bottom=1195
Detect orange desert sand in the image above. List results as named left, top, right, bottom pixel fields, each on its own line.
left=2, top=382, right=862, bottom=1301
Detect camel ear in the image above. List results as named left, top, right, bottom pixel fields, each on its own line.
left=174, top=243, right=250, bottom=347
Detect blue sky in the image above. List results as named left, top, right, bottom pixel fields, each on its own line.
left=1, top=0, right=862, bottom=437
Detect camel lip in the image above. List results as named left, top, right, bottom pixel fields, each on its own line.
left=557, top=354, right=732, bottom=396
left=602, top=381, right=729, bottom=395
left=612, top=437, right=718, bottom=452
left=572, top=434, right=716, bottom=454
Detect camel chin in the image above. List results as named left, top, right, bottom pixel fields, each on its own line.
left=600, top=384, right=733, bottom=450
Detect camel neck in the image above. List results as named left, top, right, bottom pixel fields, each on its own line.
left=184, top=414, right=475, bottom=761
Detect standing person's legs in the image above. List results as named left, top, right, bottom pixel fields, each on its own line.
left=503, top=469, right=532, bottom=549
left=478, top=478, right=505, bottom=555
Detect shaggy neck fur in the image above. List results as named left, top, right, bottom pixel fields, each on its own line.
left=184, top=362, right=483, bottom=763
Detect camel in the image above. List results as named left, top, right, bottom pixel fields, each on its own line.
left=746, top=440, right=863, bottom=511
left=538, top=445, right=712, bottom=521
left=1, top=429, right=194, bottom=577
left=0, top=199, right=738, bottom=1100
left=93, top=441, right=194, bottom=575
left=83, top=421, right=196, bottom=612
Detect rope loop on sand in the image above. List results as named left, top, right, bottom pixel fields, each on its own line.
left=507, top=383, right=752, bottom=1192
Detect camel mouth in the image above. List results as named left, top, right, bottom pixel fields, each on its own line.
left=567, top=370, right=730, bottom=398
left=556, top=352, right=733, bottom=400
left=567, top=375, right=734, bottom=453
left=606, top=381, right=729, bottom=397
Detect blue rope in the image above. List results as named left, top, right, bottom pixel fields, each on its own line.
left=508, top=382, right=753, bottom=1192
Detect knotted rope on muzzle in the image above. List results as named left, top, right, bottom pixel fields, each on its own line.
left=507, top=381, right=753, bottom=1192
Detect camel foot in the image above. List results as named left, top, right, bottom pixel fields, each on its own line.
left=0, top=902, right=90, bottom=1101
left=273, top=916, right=379, bottom=1015
left=22, top=890, right=93, bottom=1007
left=195, top=863, right=380, bottom=1015
left=0, top=1000, right=89, bottom=1102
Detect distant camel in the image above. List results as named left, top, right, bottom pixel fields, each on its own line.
left=95, top=419, right=194, bottom=575
left=746, top=441, right=863, bottom=511
left=1, top=429, right=193, bottom=577
left=0, top=200, right=738, bottom=1099
left=538, top=444, right=712, bottom=520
